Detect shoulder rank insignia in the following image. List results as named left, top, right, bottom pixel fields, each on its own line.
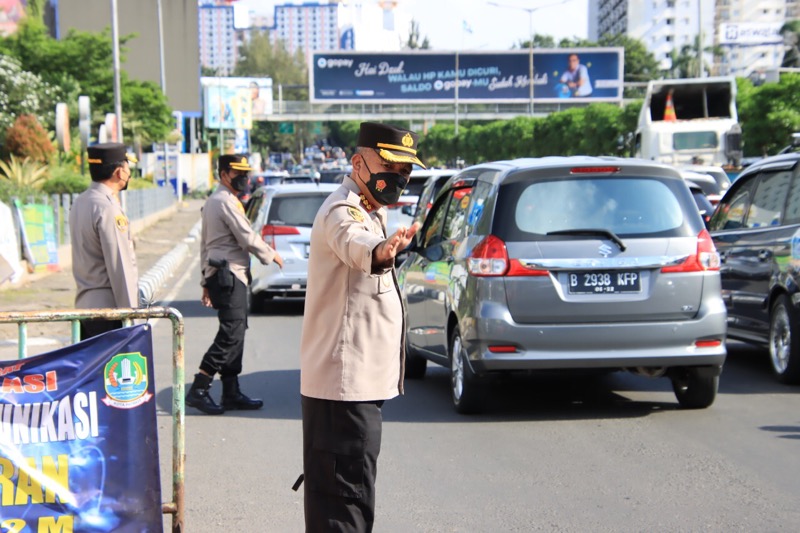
left=115, top=215, right=129, bottom=231
left=347, top=207, right=365, bottom=223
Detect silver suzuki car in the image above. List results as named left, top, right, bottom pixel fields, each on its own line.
left=245, top=183, right=338, bottom=312
left=398, top=157, right=727, bottom=413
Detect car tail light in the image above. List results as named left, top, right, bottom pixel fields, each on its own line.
left=661, top=229, right=721, bottom=273
left=468, top=235, right=508, bottom=276
left=468, top=235, right=548, bottom=277
left=261, top=224, right=300, bottom=248
left=488, top=345, right=517, bottom=353
left=694, top=339, right=723, bottom=348
left=570, top=166, right=620, bottom=174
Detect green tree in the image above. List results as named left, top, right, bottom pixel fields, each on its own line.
left=121, top=79, right=173, bottom=144
left=235, top=30, right=309, bottom=157
left=407, top=19, right=430, bottom=49
left=0, top=54, right=68, bottom=142
left=235, top=30, right=307, bottom=99
left=668, top=35, right=723, bottom=78
left=0, top=18, right=172, bottom=143
left=523, top=34, right=556, bottom=49
left=737, top=73, right=800, bottom=156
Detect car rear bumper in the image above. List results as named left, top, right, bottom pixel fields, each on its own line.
left=467, top=301, right=728, bottom=373
left=250, top=265, right=308, bottom=298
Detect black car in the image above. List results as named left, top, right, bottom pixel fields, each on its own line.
left=709, top=152, right=800, bottom=383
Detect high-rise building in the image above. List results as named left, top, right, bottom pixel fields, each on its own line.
left=199, top=0, right=238, bottom=75
left=589, top=0, right=793, bottom=78
left=238, top=1, right=410, bottom=60
left=715, top=0, right=788, bottom=77
left=591, top=0, right=715, bottom=72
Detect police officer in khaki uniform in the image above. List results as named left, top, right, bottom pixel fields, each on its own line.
left=186, top=154, right=284, bottom=415
left=296, top=123, right=423, bottom=531
left=69, top=142, right=139, bottom=340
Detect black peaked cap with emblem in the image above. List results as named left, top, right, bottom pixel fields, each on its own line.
left=87, top=142, right=137, bottom=181
left=87, top=143, right=137, bottom=167
left=357, top=122, right=425, bottom=169
left=218, top=154, right=253, bottom=172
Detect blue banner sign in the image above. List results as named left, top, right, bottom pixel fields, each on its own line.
left=310, top=49, right=623, bottom=103
left=0, top=324, right=163, bottom=532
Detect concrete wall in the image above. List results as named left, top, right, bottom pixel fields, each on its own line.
left=53, top=0, right=201, bottom=113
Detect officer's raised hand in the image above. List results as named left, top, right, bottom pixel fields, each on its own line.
left=373, top=222, right=420, bottom=268
left=273, top=252, right=284, bottom=269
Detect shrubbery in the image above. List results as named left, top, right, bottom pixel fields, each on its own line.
left=40, top=172, right=90, bottom=195
left=4, top=114, right=55, bottom=162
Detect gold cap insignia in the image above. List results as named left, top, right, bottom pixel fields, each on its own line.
left=401, top=133, right=414, bottom=148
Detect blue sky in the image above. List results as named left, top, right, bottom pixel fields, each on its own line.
left=233, top=0, right=590, bottom=51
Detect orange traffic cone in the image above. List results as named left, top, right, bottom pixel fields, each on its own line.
left=664, top=90, right=677, bottom=122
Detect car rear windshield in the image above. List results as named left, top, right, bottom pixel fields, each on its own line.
left=267, top=194, right=328, bottom=227
left=494, top=177, right=692, bottom=240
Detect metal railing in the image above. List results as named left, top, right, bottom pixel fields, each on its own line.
left=0, top=306, right=186, bottom=533
left=8, top=187, right=176, bottom=250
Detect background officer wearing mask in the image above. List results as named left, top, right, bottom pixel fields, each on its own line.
left=296, top=122, right=423, bottom=531
left=186, top=154, right=284, bottom=415
left=69, top=142, right=139, bottom=340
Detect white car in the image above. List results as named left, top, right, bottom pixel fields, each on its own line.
left=245, top=183, right=338, bottom=312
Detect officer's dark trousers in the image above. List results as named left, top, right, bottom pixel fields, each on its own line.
left=79, top=319, right=122, bottom=341
left=199, top=275, right=248, bottom=378
left=301, top=395, right=383, bottom=533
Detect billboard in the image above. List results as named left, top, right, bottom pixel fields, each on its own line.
left=201, top=77, right=273, bottom=129
left=719, top=22, right=784, bottom=45
left=0, top=325, right=162, bottom=531
left=310, top=49, right=623, bottom=104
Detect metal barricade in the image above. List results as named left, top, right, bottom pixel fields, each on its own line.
left=0, top=306, right=185, bottom=533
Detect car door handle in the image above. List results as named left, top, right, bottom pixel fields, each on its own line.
left=758, top=249, right=771, bottom=261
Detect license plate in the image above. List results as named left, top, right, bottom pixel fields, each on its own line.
left=567, top=271, right=641, bottom=295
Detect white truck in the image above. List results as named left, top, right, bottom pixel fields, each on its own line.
left=634, top=76, right=743, bottom=167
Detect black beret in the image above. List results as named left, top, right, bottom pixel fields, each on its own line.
left=357, top=122, right=425, bottom=169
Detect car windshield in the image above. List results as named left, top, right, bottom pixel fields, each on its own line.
left=498, top=177, right=686, bottom=238
left=267, top=194, right=328, bottom=227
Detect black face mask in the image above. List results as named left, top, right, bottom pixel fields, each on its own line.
left=229, top=172, right=249, bottom=192
left=361, top=159, right=408, bottom=206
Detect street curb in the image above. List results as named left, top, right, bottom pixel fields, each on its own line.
left=138, top=219, right=202, bottom=305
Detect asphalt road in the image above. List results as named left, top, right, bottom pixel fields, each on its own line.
left=4, top=202, right=800, bottom=532
left=156, top=244, right=800, bottom=532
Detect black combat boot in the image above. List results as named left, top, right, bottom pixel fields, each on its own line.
left=186, top=373, right=225, bottom=415
left=221, top=376, right=263, bottom=410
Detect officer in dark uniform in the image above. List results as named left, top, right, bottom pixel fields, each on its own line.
left=69, top=142, right=139, bottom=340
left=186, top=154, right=284, bottom=415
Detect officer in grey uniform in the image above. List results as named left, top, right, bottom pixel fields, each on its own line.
left=296, top=123, right=423, bottom=532
left=186, top=154, right=284, bottom=415
left=69, top=142, right=139, bottom=340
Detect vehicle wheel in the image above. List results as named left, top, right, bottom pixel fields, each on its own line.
left=769, top=295, right=800, bottom=384
left=450, top=330, right=482, bottom=414
left=248, top=291, right=265, bottom=314
left=404, top=338, right=427, bottom=379
left=671, top=367, right=718, bottom=409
